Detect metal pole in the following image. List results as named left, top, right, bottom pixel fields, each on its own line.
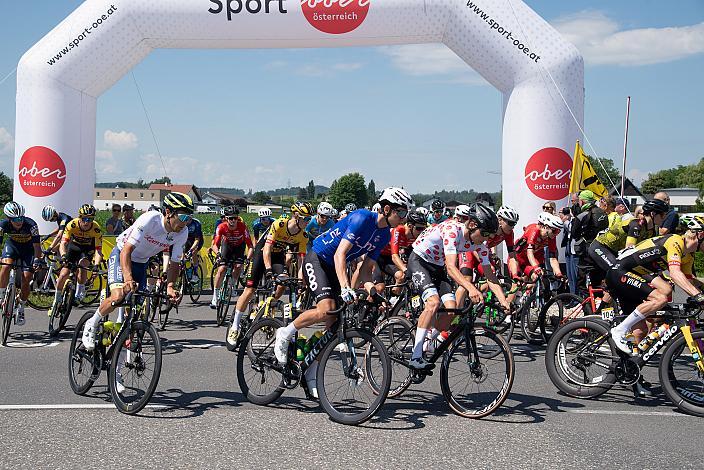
left=621, top=96, right=631, bottom=198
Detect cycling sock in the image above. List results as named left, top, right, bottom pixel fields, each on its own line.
left=233, top=310, right=244, bottom=329
left=429, top=328, right=440, bottom=340
left=280, top=322, right=298, bottom=339
left=613, top=308, right=645, bottom=336
left=75, top=284, right=86, bottom=297
left=116, top=307, right=124, bottom=324
left=212, top=288, right=219, bottom=301
left=412, top=328, right=428, bottom=359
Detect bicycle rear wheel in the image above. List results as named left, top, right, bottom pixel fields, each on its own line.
left=81, top=270, right=103, bottom=306
left=520, top=293, right=543, bottom=344
left=370, top=316, right=413, bottom=398
left=539, top=293, right=590, bottom=343
left=318, top=329, right=391, bottom=425
left=545, top=319, right=617, bottom=398
left=68, top=311, right=101, bottom=395
left=440, top=329, right=514, bottom=418
left=189, top=264, right=204, bottom=303
left=660, top=330, right=704, bottom=417
left=108, top=320, right=162, bottom=415
left=236, top=317, right=285, bottom=405
left=28, top=268, right=54, bottom=310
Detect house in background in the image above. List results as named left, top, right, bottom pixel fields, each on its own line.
left=610, top=178, right=646, bottom=208
left=94, top=187, right=170, bottom=211
left=148, top=183, right=202, bottom=203
left=663, top=187, right=699, bottom=212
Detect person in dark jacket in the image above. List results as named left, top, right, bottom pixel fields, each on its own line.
left=571, top=190, right=608, bottom=288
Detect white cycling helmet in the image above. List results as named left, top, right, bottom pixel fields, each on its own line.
left=497, top=205, right=519, bottom=224
left=42, top=204, right=58, bottom=221
left=317, top=202, right=334, bottom=217
left=538, top=212, right=563, bottom=229
left=3, top=202, right=25, bottom=218
left=454, top=204, right=471, bottom=218
left=371, top=202, right=381, bottom=213
left=378, top=187, right=413, bottom=210
left=330, top=208, right=339, bottom=217
left=415, top=206, right=429, bottom=217
left=258, top=208, right=272, bottom=218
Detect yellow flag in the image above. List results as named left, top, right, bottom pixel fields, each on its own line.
left=569, top=140, right=608, bottom=198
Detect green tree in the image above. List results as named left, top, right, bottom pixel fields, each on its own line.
left=307, top=180, right=316, bottom=199
left=296, top=187, right=308, bottom=201
left=148, top=176, right=172, bottom=186
left=0, top=172, right=12, bottom=206
left=640, top=168, right=680, bottom=195
left=252, top=191, right=270, bottom=204
left=587, top=156, right=621, bottom=192
left=367, top=179, right=376, bottom=203
left=328, top=173, right=367, bottom=209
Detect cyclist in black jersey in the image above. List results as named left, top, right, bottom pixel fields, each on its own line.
left=42, top=204, right=73, bottom=253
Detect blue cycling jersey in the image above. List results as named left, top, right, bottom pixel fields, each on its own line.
left=312, top=210, right=391, bottom=265
left=187, top=218, right=203, bottom=240
left=0, top=217, right=40, bottom=247
left=252, top=216, right=275, bottom=239
left=305, top=216, right=335, bottom=247
left=56, top=212, right=72, bottom=231
left=427, top=213, right=448, bottom=225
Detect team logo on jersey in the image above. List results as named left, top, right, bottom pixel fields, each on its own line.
left=18, top=146, right=67, bottom=197
left=524, top=147, right=572, bottom=200
left=411, top=271, right=425, bottom=287
left=301, top=0, right=370, bottom=34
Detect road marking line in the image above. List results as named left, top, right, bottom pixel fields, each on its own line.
left=0, top=341, right=60, bottom=348
left=568, top=409, right=693, bottom=418
left=0, top=404, right=167, bottom=410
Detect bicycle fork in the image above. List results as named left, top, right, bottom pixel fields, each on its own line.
left=681, top=323, right=704, bottom=374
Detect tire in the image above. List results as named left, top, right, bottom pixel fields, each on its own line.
left=369, top=316, right=414, bottom=398
left=440, top=329, right=514, bottom=418
left=188, top=264, right=204, bottom=303
left=1, top=288, right=14, bottom=346
left=545, top=319, right=617, bottom=398
left=81, top=270, right=103, bottom=306
left=236, top=317, right=285, bottom=405
left=317, top=329, right=391, bottom=425
left=659, top=330, right=704, bottom=417
left=68, top=311, right=101, bottom=395
left=520, top=292, right=544, bottom=344
left=108, top=321, right=162, bottom=415
left=216, top=282, right=232, bottom=327
left=539, top=293, right=592, bottom=344
left=210, top=264, right=217, bottom=291
left=28, top=268, right=54, bottom=310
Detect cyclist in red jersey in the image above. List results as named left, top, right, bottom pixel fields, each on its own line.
left=209, top=206, right=253, bottom=308
left=457, top=205, right=520, bottom=306
left=513, top=212, right=564, bottom=281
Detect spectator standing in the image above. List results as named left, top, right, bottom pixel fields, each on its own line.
left=560, top=207, right=578, bottom=294
left=105, top=204, right=122, bottom=235
left=654, top=191, right=678, bottom=235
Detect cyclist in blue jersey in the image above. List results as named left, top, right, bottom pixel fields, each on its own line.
left=184, top=217, right=204, bottom=282
left=251, top=208, right=275, bottom=243
left=0, top=202, right=43, bottom=325
left=427, top=199, right=448, bottom=225
left=305, top=202, right=335, bottom=248
left=273, top=187, right=413, bottom=397
left=41, top=204, right=73, bottom=252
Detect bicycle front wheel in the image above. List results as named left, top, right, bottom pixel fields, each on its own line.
left=189, top=264, right=204, bottom=303
left=1, top=289, right=15, bottom=346
left=660, top=329, right=704, bottom=417
left=108, top=320, right=162, bottom=415
left=318, top=329, right=391, bottom=425
left=539, top=293, right=590, bottom=343
left=236, top=317, right=285, bottom=405
left=216, top=282, right=232, bottom=327
left=440, top=329, right=514, bottom=418
left=370, top=316, right=413, bottom=398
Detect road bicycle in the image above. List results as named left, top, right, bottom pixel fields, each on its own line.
left=545, top=297, right=704, bottom=417
left=236, top=289, right=392, bottom=425
left=48, top=260, right=101, bottom=337
left=370, top=296, right=514, bottom=418
left=214, top=258, right=238, bottom=327
left=1, top=262, right=24, bottom=346
left=68, top=289, right=168, bottom=414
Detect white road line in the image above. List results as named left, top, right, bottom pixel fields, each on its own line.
left=0, top=341, right=60, bottom=348
left=568, top=409, right=693, bottom=418
left=0, top=404, right=167, bottom=410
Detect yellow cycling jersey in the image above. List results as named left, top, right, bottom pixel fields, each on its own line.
left=265, top=216, right=308, bottom=254
left=595, top=213, right=649, bottom=252
left=615, top=234, right=693, bottom=277
left=62, top=218, right=103, bottom=250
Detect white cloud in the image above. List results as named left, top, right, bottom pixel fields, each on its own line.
left=95, top=150, right=122, bottom=178
left=627, top=168, right=650, bottom=186
left=378, top=44, right=486, bottom=85
left=104, top=130, right=138, bottom=151
left=552, top=11, right=704, bottom=66
left=0, top=127, right=15, bottom=156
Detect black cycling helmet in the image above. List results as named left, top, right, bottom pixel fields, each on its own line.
left=78, top=204, right=96, bottom=217
left=223, top=205, right=239, bottom=217
left=468, top=202, right=499, bottom=232
left=407, top=210, right=427, bottom=226
left=163, top=192, right=194, bottom=214
left=431, top=199, right=445, bottom=211
left=642, top=198, right=669, bottom=215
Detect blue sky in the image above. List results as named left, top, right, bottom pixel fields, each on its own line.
left=0, top=0, right=702, bottom=193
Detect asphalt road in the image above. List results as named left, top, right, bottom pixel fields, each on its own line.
left=1, top=297, right=702, bottom=469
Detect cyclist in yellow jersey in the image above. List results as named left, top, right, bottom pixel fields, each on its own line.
left=50, top=205, right=103, bottom=316
left=225, top=201, right=313, bottom=348
left=608, top=216, right=704, bottom=356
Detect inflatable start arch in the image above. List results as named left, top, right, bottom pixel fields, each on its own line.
left=14, top=0, right=583, bottom=231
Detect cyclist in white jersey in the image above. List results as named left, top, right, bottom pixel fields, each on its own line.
left=406, top=203, right=511, bottom=370
left=81, top=193, right=194, bottom=361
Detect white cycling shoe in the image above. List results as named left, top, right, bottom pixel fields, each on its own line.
left=274, top=328, right=291, bottom=364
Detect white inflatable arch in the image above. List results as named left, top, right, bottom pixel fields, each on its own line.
left=14, top=0, right=583, bottom=231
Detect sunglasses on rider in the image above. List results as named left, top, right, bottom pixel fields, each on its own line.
left=394, top=208, right=409, bottom=219
left=176, top=213, right=192, bottom=223
left=480, top=229, right=494, bottom=237
left=10, top=216, right=23, bottom=223
left=413, top=225, right=426, bottom=231
left=226, top=216, right=239, bottom=221
left=80, top=217, right=94, bottom=223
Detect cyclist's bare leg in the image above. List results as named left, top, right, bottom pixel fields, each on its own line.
left=213, top=264, right=226, bottom=290
left=234, top=286, right=256, bottom=313
left=0, top=258, right=12, bottom=287
left=20, top=271, right=32, bottom=301
left=292, top=298, right=337, bottom=331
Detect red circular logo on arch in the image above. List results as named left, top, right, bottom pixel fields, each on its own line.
left=301, top=0, right=370, bottom=35
left=524, top=147, right=572, bottom=200
left=18, top=146, right=67, bottom=197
